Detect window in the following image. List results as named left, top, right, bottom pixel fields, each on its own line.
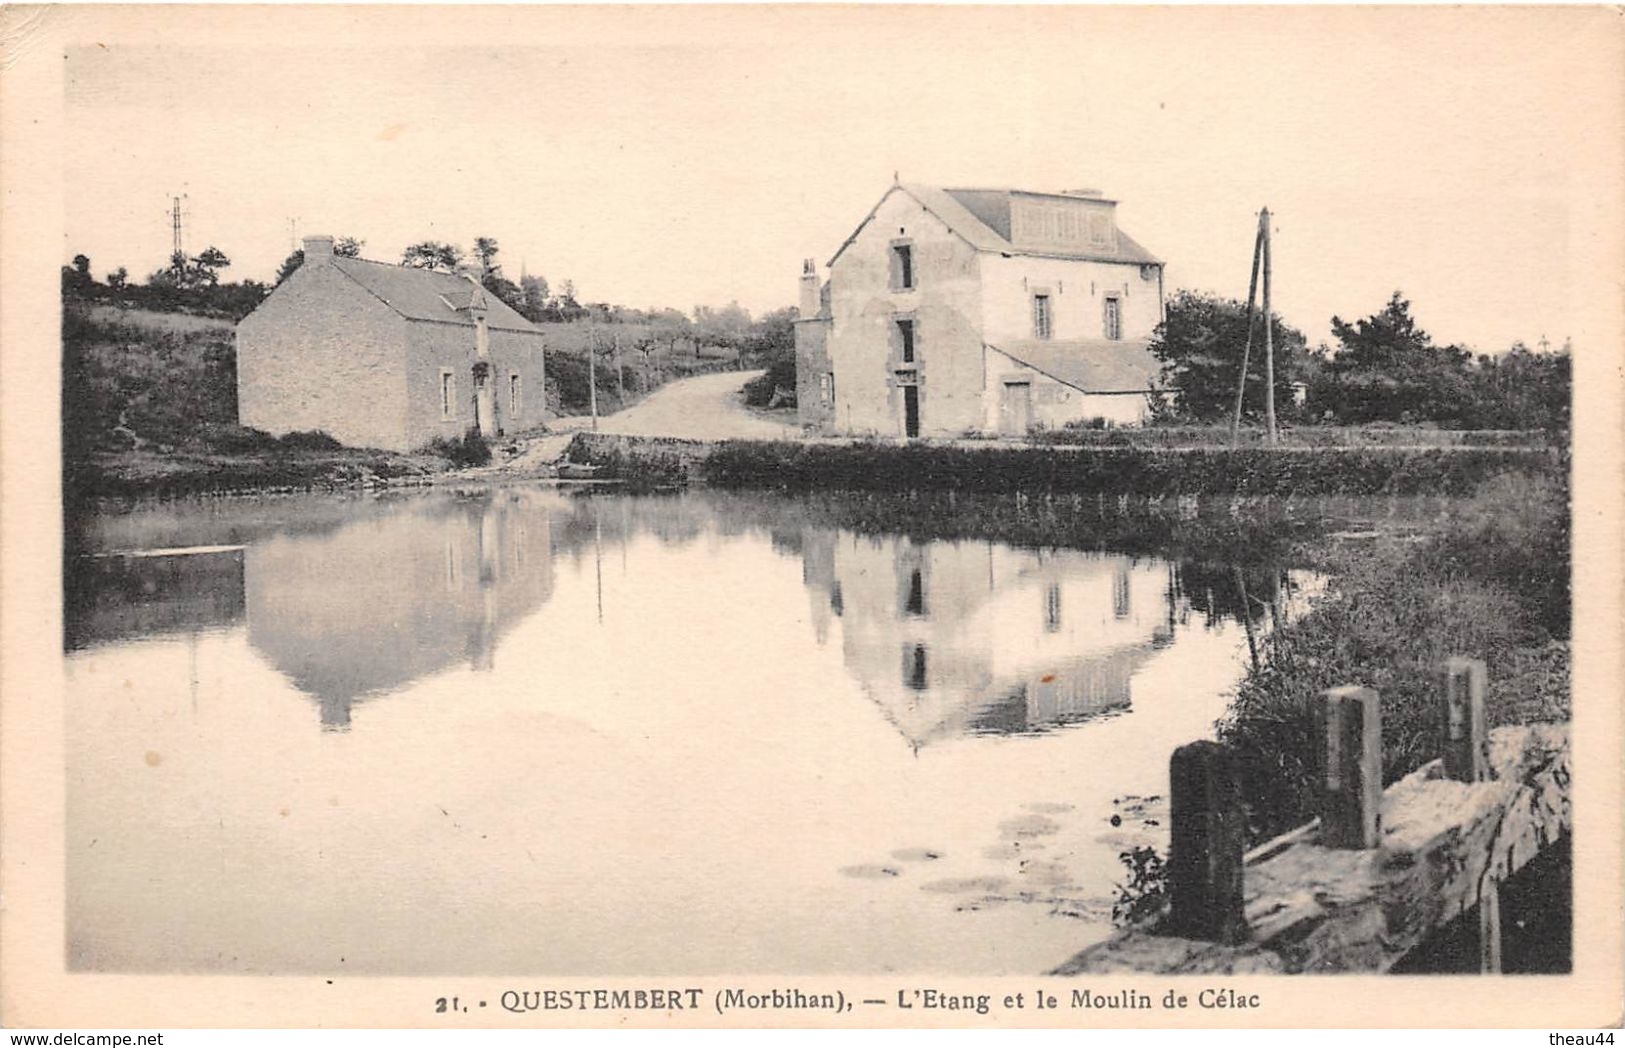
left=1032, top=293, right=1053, bottom=340
left=439, top=369, right=456, bottom=420
left=1103, top=296, right=1122, bottom=341
left=819, top=372, right=834, bottom=403
left=891, top=242, right=915, bottom=290
left=1089, top=212, right=1110, bottom=246
left=905, top=567, right=926, bottom=617
left=904, top=643, right=928, bottom=691
left=509, top=373, right=522, bottom=418
left=896, top=318, right=916, bottom=363
left=1044, top=583, right=1062, bottom=633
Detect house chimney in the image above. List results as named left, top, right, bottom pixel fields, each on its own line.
left=798, top=258, right=820, bottom=319
left=303, top=235, right=335, bottom=265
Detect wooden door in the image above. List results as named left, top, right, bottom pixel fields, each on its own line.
left=1000, top=381, right=1032, bottom=435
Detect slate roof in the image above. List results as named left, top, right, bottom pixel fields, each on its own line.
left=828, top=183, right=1161, bottom=268
left=331, top=257, right=540, bottom=333
left=987, top=338, right=1164, bottom=394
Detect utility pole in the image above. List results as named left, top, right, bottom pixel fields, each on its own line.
left=1230, top=214, right=1265, bottom=443
left=1261, top=208, right=1278, bottom=444
left=614, top=329, right=624, bottom=402
left=589, top=336, right=599, bottom=432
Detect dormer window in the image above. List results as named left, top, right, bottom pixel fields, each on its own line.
left=890, top=241, right=915, bottom=291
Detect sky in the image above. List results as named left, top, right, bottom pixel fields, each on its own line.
left=62, top=6, right=1622, bottom=352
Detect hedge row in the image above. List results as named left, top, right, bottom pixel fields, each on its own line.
left=1030, top=425, right=1554, bottom=449
left=699, top=440, right=1561, bottom=497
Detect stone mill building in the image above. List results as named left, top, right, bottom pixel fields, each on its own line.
left=795, top=183, right=1167, bottom=438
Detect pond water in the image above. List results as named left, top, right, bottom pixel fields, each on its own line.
left=64, top=485, right=1322, bottom=976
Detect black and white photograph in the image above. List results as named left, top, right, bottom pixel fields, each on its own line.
left=1, top=3, right=1621, bottom=1032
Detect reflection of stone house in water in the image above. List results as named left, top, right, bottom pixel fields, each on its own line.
left=798, top=529, right=1178, bottom=747
left=244, top=493, right=556, bottom=729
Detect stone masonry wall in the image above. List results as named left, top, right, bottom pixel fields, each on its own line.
left=236, top=264, right=409, bottom=450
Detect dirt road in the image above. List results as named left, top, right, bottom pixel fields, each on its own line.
left=495, top=370, right=797, bottom=473
left=567, top=369, right=799, bottom=441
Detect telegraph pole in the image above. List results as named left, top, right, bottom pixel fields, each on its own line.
left=589, top=337, right=599, bottom=432
left=614, top=329, right=625, bottom=402
left=1230, top=214, right=1265, bottom=443
left=1261, top=208, right=1278, bottom=444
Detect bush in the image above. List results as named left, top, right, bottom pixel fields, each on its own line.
left=195, top=423, right=282, bottom=454
left=422, top=430, right=492, bottom=467
left=743, top=349, right=797, bottom=408
left=277, top=429, right=344, bottom=451
left=700, top=440, right=1558, bottom=497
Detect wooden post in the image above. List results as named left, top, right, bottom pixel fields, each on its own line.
left=1229, top=215, right=1265, bottom=444
left=614, top=329, right=625, bottom=402
left=1479, top=874, right=1503, bottom=973
left=1318, top=686, right=1382, bottom=849
left=1261, top=207, right=1277, bottom=445
left=1440, top=656, right=1500, bottom=969
left=589, top=337, right=599, bottom=432
left=1441, top=657, right=1489, bottom=783
left=1166, top=741, right=1248, bottom=944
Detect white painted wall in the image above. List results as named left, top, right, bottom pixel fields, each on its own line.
left=976, top=254, right=1163, bottom=348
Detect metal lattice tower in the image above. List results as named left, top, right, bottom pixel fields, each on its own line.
left=169, top=193, right=189, bottom=262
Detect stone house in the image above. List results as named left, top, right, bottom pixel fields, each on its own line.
left=237, top=235, right=546, bottom=451
left=795, top=183, right=1166, bottom=437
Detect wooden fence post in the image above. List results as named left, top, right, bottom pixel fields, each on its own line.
left=1318, top=686, right=1383, bottom=849
left=1166, top=740, right=1248, bottom=944
left=1441, top=657, right=1489, bottom=783
left=1441, top=656, right=1501, bottom=971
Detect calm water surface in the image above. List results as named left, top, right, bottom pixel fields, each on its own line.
left=65, top=486, right=1318, bottom=975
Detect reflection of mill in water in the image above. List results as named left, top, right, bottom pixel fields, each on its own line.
left=241, top=492, right=556, bottom=730
left=797, top=528, right=1291, bottom=749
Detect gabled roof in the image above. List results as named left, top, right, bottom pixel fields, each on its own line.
left=330, top=257, right=539, bottom=333
left=827, top=183, right=1161, bottom=268
left=988, top=338, right=1163, bottom=394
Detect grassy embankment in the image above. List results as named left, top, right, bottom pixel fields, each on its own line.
left=63, top=306, right=448, bottom=503
left=1216, top=467, right=1570, bottom=842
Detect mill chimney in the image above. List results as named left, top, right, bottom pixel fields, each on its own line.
left=798, top=258, right=821, bottom=319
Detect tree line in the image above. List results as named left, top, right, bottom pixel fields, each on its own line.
left=1149, top=289, right=1571, bottom=432
left=61, top=235, right=796, bottom=358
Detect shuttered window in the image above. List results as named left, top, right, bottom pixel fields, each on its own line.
left=1033, top=294, right=1053, bottom=340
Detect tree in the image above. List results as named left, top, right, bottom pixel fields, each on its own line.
left=401, top=240, right=464, bottom=273
left=518, top=273, right=550, bottom=322
left=62, top=254, right=94, bottom=295
left=472, top=236, right=501, bottom=277
left=191, top=246, right=231, bottom=287
left=1147, top=289, right=1305, bottom=423
left=106, top=266, right=128, bottom=291
left=1316, top=292, right=1475, bottom=424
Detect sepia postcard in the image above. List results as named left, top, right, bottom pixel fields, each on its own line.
left=2, top=3, right=1622, bottom=1032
